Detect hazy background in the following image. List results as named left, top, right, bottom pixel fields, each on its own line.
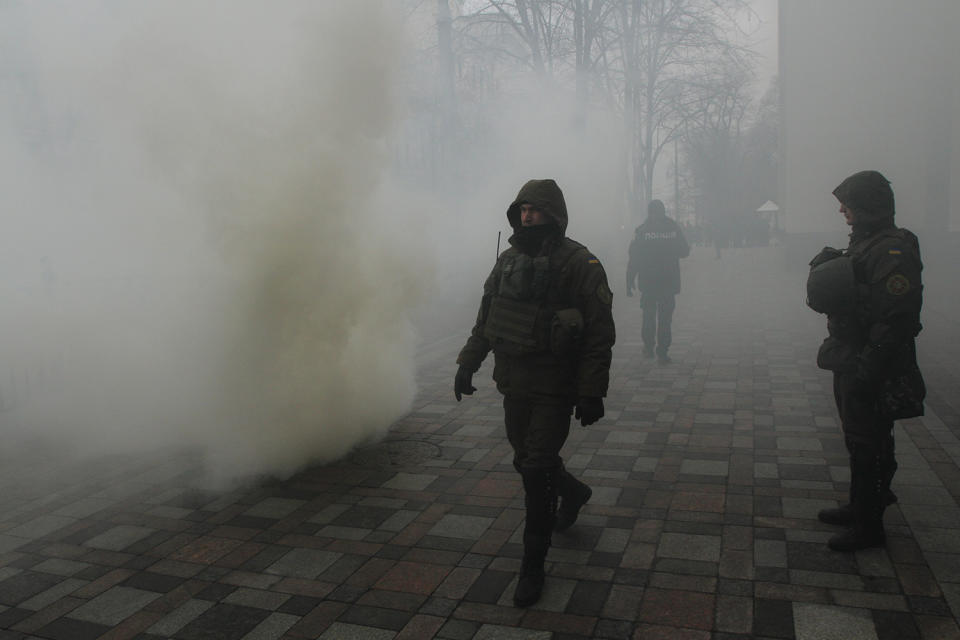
left=1, top=0, right=957, bottom=486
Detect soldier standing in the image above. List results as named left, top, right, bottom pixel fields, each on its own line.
left=454, top=179, right=616, bottom=607
left=807, top=170, right=924, bottom=551
left=626, top=199, right=690, bottom=363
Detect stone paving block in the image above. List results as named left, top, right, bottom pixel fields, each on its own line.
left=35, top=616, right=111, bottom=640
left=590, top=487, right=623, bottom=507
left=31, top=558, right=90, bottom=577
left=146, top=598, right=213, bottom=636
left=657, top=533, right=721, bottom=563
left=222, top=587, right=291, bottom=610
left=381, top=472, right=439, bottom=491
left=4, top=515, right=75, bottom=540
left=316, top=525, right=371, bottom=541
left=781, top=497, right=836, bottom=520
left=638, top=588, right=714, bottom=630
left=307, top=504, right=351, bottom=525
left=243, top=498, right=306, bottom=520
left=68, top=585, right=161, bottom=626
left=606, top=430, right=647, bottom=445
left=595, top=528, right=631, bottom=553
left=754, top=539, right=788, bottom=568
left=375, top=561, right=451, bottom=595
left=680, top=460, right=729, bottom=476
left=776, top=437, right=823, bottom=451
left=19, top=577, right=86, bottom=610
left=318, top=621, right=396, bottom=639
left=793, top=602, right=878, bottom=640
left=52, top=498, right=113, bottom=519
left=428, top=514, right=494, bottom=539
left=265, top=548, right=341, bottom=580
left=175, top=602, right=272, bottom=640
left=0, top=571, right=62, bottom=607
left=715, top=594, right=753, bottom=634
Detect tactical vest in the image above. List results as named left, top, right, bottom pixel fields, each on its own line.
left=483, top=241, right=584, bottom=356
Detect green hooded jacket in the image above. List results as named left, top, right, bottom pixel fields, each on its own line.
left=457, top=179, right=616, bottom=399
left=817, top=171, right=923, bottom=388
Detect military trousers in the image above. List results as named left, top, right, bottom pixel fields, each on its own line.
left=640, top=291, right=676, bottom=355
left=503, top=395, right=573, bottom=472
left=833, top=372, right=898, bottom=496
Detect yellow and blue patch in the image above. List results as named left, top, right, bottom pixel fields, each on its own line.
left=888, top=248, right=902, bottom=255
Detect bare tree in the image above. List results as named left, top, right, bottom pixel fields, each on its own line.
left=588, top=0, right=754, bottom=220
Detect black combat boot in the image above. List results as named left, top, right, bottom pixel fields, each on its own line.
left=819, top=470, right=856, bottom=526
left=820, top=434, right=897, bottom=528
left=514, top=533, right=549, bottom=607
left=828, top=445, right=886, bottom=552
left=555, top=468, right=592, bottom=532
left=514, top=468, right=558, bottom=607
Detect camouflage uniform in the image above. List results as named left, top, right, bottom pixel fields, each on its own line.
left=809, top=170, right=923, bottom=551
left=455, top=179, right=615, bottom=606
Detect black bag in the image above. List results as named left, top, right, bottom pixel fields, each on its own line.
left=879, top=365, right=926, bottom=420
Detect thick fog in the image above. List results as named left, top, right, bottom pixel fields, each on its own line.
left=1, top=1, right=630, bottom=486
left=1, top=2, right=434, bottom=484
left=2, top=0, right=957, bottom=487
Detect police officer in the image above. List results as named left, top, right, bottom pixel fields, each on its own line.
left=454, top=179, right=615, bottom=607
left=807, top=170, right=923, bottom=551
left=626, top=199, right=690, bottom=363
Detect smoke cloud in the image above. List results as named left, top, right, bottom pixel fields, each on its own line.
left=1, top=1, right=428, bottom=484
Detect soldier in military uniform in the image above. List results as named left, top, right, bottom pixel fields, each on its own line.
left=626, top=199, right=690, bottom=363
left=807, top=170, right=924, bottom=551
left=454, top=179, right=616, bottom=607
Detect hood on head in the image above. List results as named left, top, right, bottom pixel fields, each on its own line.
left=832, top=170, right=895, bottom=224
left=506, top=179, right=568, bottom=234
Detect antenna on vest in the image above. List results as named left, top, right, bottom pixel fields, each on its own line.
left=496, top=231, right=501, bottom=259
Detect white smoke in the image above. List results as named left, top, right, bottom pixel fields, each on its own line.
left=0, top=1, right=427, bottom=483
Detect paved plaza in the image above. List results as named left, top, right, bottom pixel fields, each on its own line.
left=2, top=245, right=959, bottom=639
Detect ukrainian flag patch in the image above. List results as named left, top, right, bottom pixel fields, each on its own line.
left=888, top=249, right=902, bottom=255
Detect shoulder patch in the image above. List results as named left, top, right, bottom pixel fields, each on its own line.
left=587, top=258, right=600, bottom=265
left=886, top=273, right=910, bottom=295
left=596, top=282, right=613, bottom=305
left=888, top=248, right=902, bottom=255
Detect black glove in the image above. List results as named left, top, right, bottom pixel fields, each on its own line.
left=574, top=397, right=604, bottom=426
left=454, top=365, right=476, bottom=401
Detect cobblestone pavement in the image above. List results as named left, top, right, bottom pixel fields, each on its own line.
left=2, top=245, right=959, bottom=640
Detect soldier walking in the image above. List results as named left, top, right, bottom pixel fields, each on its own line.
left=454, top=179, right=616, bottom=606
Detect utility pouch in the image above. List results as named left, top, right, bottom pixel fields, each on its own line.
left=878, top=343, right=926, bottom=420
left=879, top=366, right=926, bottom=420
left=816, top=336, right=858, bottom=372
left=484, top=296, right=541, bottom=355
left=550, top=308, right=583, bottom=356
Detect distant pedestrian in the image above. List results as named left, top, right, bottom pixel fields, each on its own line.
left=807, top=170, right=924, bottom=551
left=626, top=199, right=690, bottom=363
left=454, top=179, right=616, bottom=607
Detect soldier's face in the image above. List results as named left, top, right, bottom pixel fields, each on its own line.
left=839, top=203, right=856, bottom=226
left=520, top=204, right=547, bottom=226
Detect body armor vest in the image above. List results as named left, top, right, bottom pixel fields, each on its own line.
left=483, top=243, right=581, bottom=355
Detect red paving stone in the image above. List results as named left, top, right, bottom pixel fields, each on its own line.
left=638, top=588, right=715, bottom=630
left=168, top=536, right=245, bottom=564
left=374, top=560, right=452, bottom=595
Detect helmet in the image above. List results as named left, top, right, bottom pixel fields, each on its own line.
left=806, top=254, right=856, bottom=314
